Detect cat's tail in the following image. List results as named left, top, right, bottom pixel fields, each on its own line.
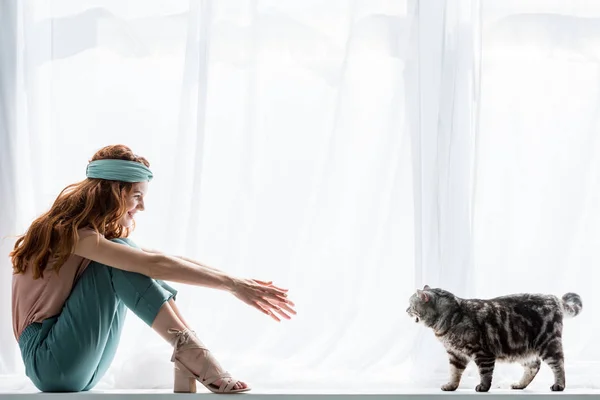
left=560, top=292, right=582, bottom=318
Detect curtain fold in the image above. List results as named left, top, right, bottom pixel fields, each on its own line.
left=407, top=0, right=481, bottom=384
left=0, top=0, right=18, bottom=376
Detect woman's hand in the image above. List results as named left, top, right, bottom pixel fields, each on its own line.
left=229, top=278, right=296, bottom=321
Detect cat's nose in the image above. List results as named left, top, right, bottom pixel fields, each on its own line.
left=406, top=307, right=411, bottom=313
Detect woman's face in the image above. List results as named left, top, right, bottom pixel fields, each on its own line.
left=119, top=181, right=148, bottom=228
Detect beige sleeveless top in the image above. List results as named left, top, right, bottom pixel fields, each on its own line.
left=11, top=228, right=96, bottom=340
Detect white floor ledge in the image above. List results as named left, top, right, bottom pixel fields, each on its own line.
left=1, top=390, right=600, bottom=399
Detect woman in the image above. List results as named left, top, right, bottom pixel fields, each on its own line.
left=11, top=144, right=296, bottom=393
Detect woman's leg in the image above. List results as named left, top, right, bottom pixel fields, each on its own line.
left=167, top=298, right=192, bottom=329
left=152, top=300, right=187, bottom=342
left=151, top=301, right=247, bottom=391
left=26, top=238, right=176, bottom=391
left=25, top=237, right=245, bottom=392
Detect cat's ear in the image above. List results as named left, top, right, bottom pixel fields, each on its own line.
left=423, top=285, right=431, bottom=290
left=417, top=289, right=430, bottom=302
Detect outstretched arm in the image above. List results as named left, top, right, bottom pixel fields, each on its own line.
left=144, top=248, right=290, bottom=296
left=142, top=247, right=221, bottom=274
left=142, top=248, right=295, bottom=321
left=74, top=233, right=294, bottom=320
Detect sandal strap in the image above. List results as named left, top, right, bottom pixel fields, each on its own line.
left=220, top=378, right=240, bottom=393
left=168, top=328, right=207, bottom=362
left=203, top=372, right=239, bottom=393
left=169, top=328, right=245, bottom=393
left=202, top=371, right=232, bottom=385
left=175, top=360, right=242, bottom=393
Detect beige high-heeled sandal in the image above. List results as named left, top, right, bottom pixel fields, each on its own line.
left=168, top=328, right=251, bottom=394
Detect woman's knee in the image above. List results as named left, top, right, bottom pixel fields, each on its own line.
left=81, top=238, right=131, bottom=274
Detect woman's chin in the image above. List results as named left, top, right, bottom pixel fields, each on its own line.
left=120, top=218, right=134, bottom=228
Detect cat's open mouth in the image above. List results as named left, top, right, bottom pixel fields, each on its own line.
left=407, top=308, right=420, bottom=323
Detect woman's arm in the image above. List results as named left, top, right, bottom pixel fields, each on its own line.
left=74, top=232, right=293, bottom=319
left=141, top=248, right=294, bottom=319
left=142, top=247, right=221, bottom=274
left=75, top=234, right=232, bottom=289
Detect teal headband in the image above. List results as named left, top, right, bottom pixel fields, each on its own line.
left=86, top=159, right=153, bottom=182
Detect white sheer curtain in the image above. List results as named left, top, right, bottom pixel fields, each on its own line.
left=1, top=0, right=417, bottom=391
left=0, top=0, right=599, bottom=392
left=407, top=0, right=482, bottom=385
left=0, top=0, right=18, bottom=380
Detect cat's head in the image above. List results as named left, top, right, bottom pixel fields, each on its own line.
left=406, top=285, right=460, bottom=327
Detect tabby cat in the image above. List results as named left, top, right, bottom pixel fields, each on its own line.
left=406, top=285, right=582, bottom=392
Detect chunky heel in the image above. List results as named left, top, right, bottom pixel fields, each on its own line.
left=174, top=365, right=197, bottom=393
left=168, top=328, right=251, bottom=394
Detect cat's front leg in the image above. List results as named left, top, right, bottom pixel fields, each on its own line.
left=441, top=350, right=469, bottom=391
left=474, top=354, right=496, bottom=392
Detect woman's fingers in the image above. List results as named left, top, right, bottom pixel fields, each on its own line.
left=252, top=289, right=292, bottom=307
left=251, top=301, right=271, bottom=316
left=238, top=279, right=296, bottom=321
left=271, top=301, right=295, bottom=317
left=261, top=287, right=291, bottom=301
left=259, top=289, right=296, bottom=308
left=268, top=283, right=288, bottom=292
left=262, top=300, right=292, bottom=320
left=264, top=286, right=288, bottom=297
left=273, top=307, right=292, bottom=320
left=256, top=301, right=281, bottom=322
left=275, top=294, right=295, bottom=307
left=263, top=294, right=296, bottom=311
left=253, top=279, right=289, bottom=292
left=251, top=300, right=294, bottom=321
left=277, top=302, right=297, bottom=315
left=268, top=311, right=281, bottom=322
left=261, top=296, right=296, bottom=319
left=253, top=279, right=272, bottom=286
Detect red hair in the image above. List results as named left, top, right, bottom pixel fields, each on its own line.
left=10, top=145, right=150, bottom=279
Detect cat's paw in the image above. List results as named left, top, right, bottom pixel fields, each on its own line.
left=441, top=383, right=458, bottom=391
left=511, top=383, right=526, bottom=390
left=551, top=384, right=565, bottom=392
left=475, top=384, right=491, bottom=392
